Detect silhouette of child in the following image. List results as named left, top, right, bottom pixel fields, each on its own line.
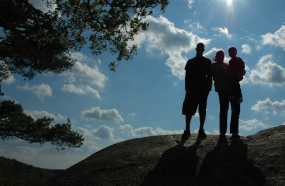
left=228, top=47, right=245, bottom=103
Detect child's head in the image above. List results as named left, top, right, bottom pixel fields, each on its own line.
left=228, top=47, right=237, bottom=58
left=214, top=50, right=224, bottom=63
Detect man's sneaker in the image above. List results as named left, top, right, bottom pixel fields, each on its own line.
left=230, top=133, right=240, bottom=140
left=219, top=133, right=226, bottom=139
left=198, top=129, right=207, bottom=139
left=181, top=130, right=190, bottom=140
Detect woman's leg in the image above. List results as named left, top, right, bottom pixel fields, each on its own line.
left=218, top=90, right=230, bottom=134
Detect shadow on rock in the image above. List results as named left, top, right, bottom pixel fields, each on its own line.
left=140, top=138, right=202, bottom=186
left=195, top=138, right=266, bottom=186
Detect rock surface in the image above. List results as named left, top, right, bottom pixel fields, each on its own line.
left=46, top=125, right=285, bottom=186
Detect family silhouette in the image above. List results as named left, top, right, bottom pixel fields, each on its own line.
left=182, top=43, right=245, bottom=140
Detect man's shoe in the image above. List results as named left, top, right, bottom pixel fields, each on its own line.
left=198, top=129, right=207, bottom=139
left=230, top=133, right=240, bottom=140
left=181, top=130, right=190, bottom=140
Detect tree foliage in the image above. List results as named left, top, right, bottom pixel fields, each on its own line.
left=0, top=0, right=75, bottom=80
left=0, top=0, right=169, bottom=80
left=0, top=100, right=84, bottom=150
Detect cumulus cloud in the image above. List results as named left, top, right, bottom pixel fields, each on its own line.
left=130, top=15, right=211, bottom=79
left=17, top=84, right=52, bottom=100
left=61, top=84, right=101, bottom=99
left=213, top=27, right=232, bottom=38
left=63, top=61, right=107, bottom=89
left=77, top=127, right=92, bottom=137
left=251, top=98, right=285, bottom=113
left=239, top=119, right=268, bottom=131
left=81, top=107, right=124, bottom=123
left=92, top=125, right=114, bottom=139
left=24, top=110, right=54, bottom=119
left=241, top=44, right=252, bottom=54
left=62, top=52, right=107, bottom=89
left=24, top=110, right=66, bottom=121
left=119, top=124, right=182, bottom=137
left=249, top=54, right=285, bottom=86
left=77, top=125, right=114, bottom=139
left=261, top=25, right=285, bottom=50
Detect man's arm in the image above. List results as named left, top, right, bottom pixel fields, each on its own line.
left=206, top=59, right=212, bottom=91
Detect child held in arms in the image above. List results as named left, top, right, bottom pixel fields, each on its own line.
left=228, top=47, right=246, bottom=103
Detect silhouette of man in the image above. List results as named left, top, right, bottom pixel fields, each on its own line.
left=181, top=43, right=212, bottom=140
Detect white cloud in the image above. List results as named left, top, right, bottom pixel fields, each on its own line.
left=212, top=129, right=220, bottom=135
left=130, top=15, right=211, bottom=79
left=81, top=107, right=124, bottom=123
left=249, top=54, right=285, bottom=86
left=17, top=84, right=52, bottom=100
left=213, top=27, right=232, bottom=38
left=119, top=124, right=138, bottom=137
left=2, top=75, right=16, bottom=84
left=77, top=127, right=92, bottom=137
left=92, top=125, right=114, bottom=139
left=129, top=113, right=136, bottom=117
left=24, top=110, right=55, bottom=119
left=239, top=119, right=268, bottom=131
left=63, top=61, right=107, bottom=89
left=29, top=0, right=57, bottom=13
left=251, top=98, right=285, bottom=113
left=188, top=0, right=195, bottom=9
left=62, top=53, right=107, bottom=89
left=119, top=124, right=182, bottom=137
left=261, top=25, right=285, bottom=50
left=24, top=110, right=66, bottom=121
left=241, top=44, right=252, bottom=54
left=61, top=84, right=101, bottom=99
left=78, top=125, right=114, bottom=139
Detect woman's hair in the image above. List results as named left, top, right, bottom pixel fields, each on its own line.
left=214, top=50, right=224, bottom=61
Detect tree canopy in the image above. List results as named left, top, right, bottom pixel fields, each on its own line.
left=0, top=0, right=75, bottom=80
left=0, top=100, right=84, bottom=151
left=0, top=0, right=169, bottom=79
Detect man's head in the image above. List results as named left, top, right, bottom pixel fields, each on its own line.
left=228, top=47, right=237, bottom=58
left=196, top=43, right=205, bottom=52
left=196, top=43, right=205, bottom=56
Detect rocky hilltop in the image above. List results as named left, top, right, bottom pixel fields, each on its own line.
left=46, top=125, right=285, bottom=186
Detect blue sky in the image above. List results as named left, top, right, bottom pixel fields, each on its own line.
left=1, top=0, right=285, bottom=169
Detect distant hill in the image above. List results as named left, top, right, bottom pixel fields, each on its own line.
left=46, top=125, right=285, bottom=186
left=0, top=156, right=63, bottom=186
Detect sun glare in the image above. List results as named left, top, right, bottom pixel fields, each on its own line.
left=227, top=0, right=233, bottom=5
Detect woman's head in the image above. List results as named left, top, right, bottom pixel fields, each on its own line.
left=214, top=50, right=224, bottom=63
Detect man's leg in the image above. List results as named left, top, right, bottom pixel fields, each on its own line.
left=198, top=90, right=209, bottom=138
left=185, top=114, right=192, bottom=130
left=199, top=114, right=206, bottom=131
left=182, top=91, right=195, bottom=140
left=181, top=115, right=191, bottom=140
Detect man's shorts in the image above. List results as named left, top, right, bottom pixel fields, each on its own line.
left=182, top=89, right=209, bottom=116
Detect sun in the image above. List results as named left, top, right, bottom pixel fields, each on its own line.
left=227, top=0, right=233, bottom=5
